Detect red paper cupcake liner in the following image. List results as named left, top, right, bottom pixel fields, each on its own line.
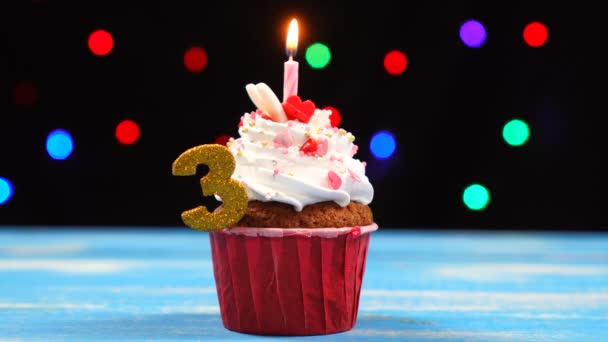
left=209, top=224, right=377, bottom=336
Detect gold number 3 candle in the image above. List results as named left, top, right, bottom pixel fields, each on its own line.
left=172, top=144, right=248, bottom=231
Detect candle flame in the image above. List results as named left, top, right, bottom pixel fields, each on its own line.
left=286, top=18, right=298, bottom=58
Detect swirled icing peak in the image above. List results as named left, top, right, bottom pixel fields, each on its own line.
left=227, top=84, right=374, bottom=211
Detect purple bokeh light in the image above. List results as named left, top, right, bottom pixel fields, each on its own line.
left=460, top=20, right=487, bottom=48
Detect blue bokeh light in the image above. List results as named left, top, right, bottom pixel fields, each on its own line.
left=46, top=129, right=74, bottom=160
left=370, top=131, right=396, bottom=159
left=0, top=177, right=13, bottom=205
left=460, top=20, right=487, bottom=48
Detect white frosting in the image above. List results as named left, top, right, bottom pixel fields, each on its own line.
left=228, top=108, right=374, bottom=211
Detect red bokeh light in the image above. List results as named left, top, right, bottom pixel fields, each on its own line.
left=115, top=120, right=140, bottom=145
left=88, top=29, right=114, bottom=56
left=323, top=106, right=341, bottom=127
left=523, top=22, right=548, bottom=47
left=184, top=47, right=208, bottom=73
left=383, top=50, right=408, bottom=75
left=13, top=81, right=38, bottom=107
left=214, top=135, right=231, bottom=146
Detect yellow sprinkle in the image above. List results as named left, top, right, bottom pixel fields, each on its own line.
left=338, top=129, right=347, bottom=136
left=304, top=132, right=311, bottom=138
left=261, top=141, right=268, bottom=147
left=241, top=128, right=249, bottom=134
left=325, top=132, right=333, bottom=137
left=288, top=171, right=294, bottom=176
left=316, top=127, right=323, bottom=134
left=347, top=134, right=355, bottom=142
left=260, top=131, right=265, bottom=135
left=237, top=151, right=243, bottom=157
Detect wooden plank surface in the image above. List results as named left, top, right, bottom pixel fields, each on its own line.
left=0, top=228, right=607, bottom=341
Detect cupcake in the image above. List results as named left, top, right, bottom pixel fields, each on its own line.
left=207, top=83, right=376, bottom=336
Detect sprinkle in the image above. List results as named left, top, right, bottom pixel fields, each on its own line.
left=362, top=161, right=367, bottom=167
left=300, top=138, right=318, bottom=155
left=347, top=134, right=355, bottom=142
left=327, top=171, right=342, bottom=190
left=237, top=151, right=243, bottom=157
left=348, top=168, right=361, bottom=182
left=316, top=127, right=323, bottom=134
left=248, top=119, right=256, bottom=127
left=259, top=131, right=265, bottom=135
left=273, top=169, right=279, bottom=176
left=288, top=171, right=294, bottom=176
left=304, top=132, right=311, bottom=138
left=273, top=128, right=294, bottom=148
left=338, top=128, right=347, bottom=136
left=241, top=128, right=249, bottom=134
left=325, top=132, right=333, bottom=137
left=261, top=141, right=268, bottom=147
left=330, top=155, right=344, bottom=163
left=351, top=144, right=359, bottom=155
left=332, top=127, right=339, bottom=133
left=317, top=137, right=329, bottom=156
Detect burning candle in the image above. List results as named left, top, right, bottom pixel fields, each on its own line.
left=283, top=18, right=299, bottom=102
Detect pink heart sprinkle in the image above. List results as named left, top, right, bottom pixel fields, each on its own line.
left=351, top=144, right=359, bottom=155
left=347, top=168, right=361, bottom=182
left=273, top=128, right=294, bottom=148
left=317, top=138, right=329, bottom=156
left=327, top=170, right=342, bottom=190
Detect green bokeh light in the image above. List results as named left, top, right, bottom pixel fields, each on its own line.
left=305, top=43, right=331, bottom=69
left=463, top=184, right=490, bottom=211
left=502, top=119, right=530, bottom=146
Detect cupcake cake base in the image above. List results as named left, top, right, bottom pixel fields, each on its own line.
left=209, top=224, right=377, bottom=336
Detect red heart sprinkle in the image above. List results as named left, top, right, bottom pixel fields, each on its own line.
left=327, top=170, right=342, bottom=190
left=299, top=138, right=318, bottom=155
left=282, top=95, right=316, bottom=123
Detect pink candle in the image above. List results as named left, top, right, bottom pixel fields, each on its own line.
left=283, top=19, right=299, bottom=102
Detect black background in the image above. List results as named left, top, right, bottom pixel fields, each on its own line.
left=0, top=2, right=599, bottom=230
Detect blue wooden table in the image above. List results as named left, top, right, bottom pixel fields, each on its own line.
left=0, top=228, right=606, bottom=341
